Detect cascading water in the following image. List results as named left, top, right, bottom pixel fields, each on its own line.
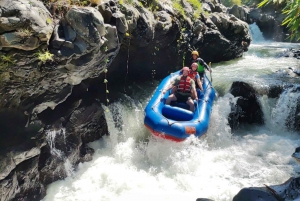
left=272, top=85, right=300, bottom=130
left=249, top=23, right=266, bottom=42
left=45, top=129, right=74, bottom=177
left=43, top=26, right=300, bottom=201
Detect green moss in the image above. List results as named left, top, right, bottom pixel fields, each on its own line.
left=173, top=1, right=186, bottom=18
left=35, top=50, right=54, bottom=64
left=0, top=55, right=15, bottom=68
left=186, top=0, right=201, bottom=10
left=17, top=28, right=32, bottom=37
left=46, top=18, right=53, bottom=24
left=119, top=0, right=134, bottom=5
left=187, top=0, right=202, bottom=20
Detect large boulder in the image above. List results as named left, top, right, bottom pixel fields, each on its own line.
left=233, top=177, right=300, bottom=201
left=0, top=2, right=116, bottom=200
left=0, top=0, right=54, bottom=50
left=198, top=13, right=251, bottom=62
left=228, top=5, right=250, bottom=22
left=228, top=81, right=264, bottom=131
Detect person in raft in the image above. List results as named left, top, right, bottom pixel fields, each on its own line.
left=190, top=50, right=212, bottom=81
left=189, top=62, right=204, bottom=91
left=162, top=67, right=198, bottom=112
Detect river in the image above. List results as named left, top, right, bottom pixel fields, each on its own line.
left=43, top=24, right=300, bottom=201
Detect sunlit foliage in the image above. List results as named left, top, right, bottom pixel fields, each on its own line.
left=220, top=0, right=242, bottom=7
left=258, top=0, right=300, bottom=41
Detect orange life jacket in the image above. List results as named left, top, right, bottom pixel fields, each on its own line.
left=188, top=70, right=198, bottom=80
left=177, top=76, right=191, bottom=93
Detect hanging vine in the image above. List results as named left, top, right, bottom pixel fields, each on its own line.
left=103, top=67, right=109, bottom=106
left=124, top=32, right=131, bottom=93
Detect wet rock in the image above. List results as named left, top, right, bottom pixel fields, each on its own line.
left=233, top=187, right=278, bottom=201
left=154, top=11, right=180, bottom=48
left=0, top=0, right=257, bottom=200
left=228, top=5, right=250, bottom=22
left=292, top=147, right=300, bottom=164
left=228, top=81, right=264, bottom=131
left=0, top=0, right=54, bottom=50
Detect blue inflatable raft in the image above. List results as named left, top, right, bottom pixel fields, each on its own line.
left=144, top=70, right=216, bottom=142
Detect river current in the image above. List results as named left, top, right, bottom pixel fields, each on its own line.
left=43, top=24, right=300, bottom=201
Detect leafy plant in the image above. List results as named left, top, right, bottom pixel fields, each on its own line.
left=17, top=28, right=32, bottom=37
left=173, top=1, right=186, bottom=18
left=0, top=55, right=15, bottom=68
left=46, top=18, right=53, bottom=24
left=220, top=0, right=242, bottom=7
left=258, top=0, right=300, bottom=41
left=119, top=0, right=133, bottom=5
left=36, top=50, right=54, bottom=63
left=185, top=0, right=203, bottom=19
left=186, top=0, right=201, bottom=10
left=100, top=44, right=108, bottom=52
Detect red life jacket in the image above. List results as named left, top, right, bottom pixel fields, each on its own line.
left=177, top=76, right=191, bottom=93
left=188, top=70, right=198, bottom=80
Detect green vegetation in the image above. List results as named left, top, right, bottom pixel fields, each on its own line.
left=89, top=0, right=101, bottom=4
left=100, top=44, right=108, bottom=53
left=103, top=68, right=109, bottom=105
left=48, top=0, right=99, bottom=14
left=46, top=17, right=53, bottom=24
left=119, top=0, right=133, bottom=5
left=0, top=55, right=15, bottom=68
left=35, top=50, right=54, bottom=64
left=258, top=0, right=300, bottom=41
left=172, top=0, right=203, bottom=20
left=186, top=0, right=201, bottom=9
left=17, top=28, right=32, bottom=38
left=173, top=1, right=186, bottom=18
left=220, top=0, right=241, bottom=7
left=186, top=0, right=202, bottom=19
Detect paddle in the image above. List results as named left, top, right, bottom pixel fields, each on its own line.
left=209, top=62, right=212, bottom=83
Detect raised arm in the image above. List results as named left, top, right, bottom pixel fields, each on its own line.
left=197, top=58, right=212, bottom=72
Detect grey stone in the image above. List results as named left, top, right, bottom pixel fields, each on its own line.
left=64, top=25, right=77, bottom=42
left=0, top=0, right=54, bottom=50
left=73, top=37, right=87, bottom=53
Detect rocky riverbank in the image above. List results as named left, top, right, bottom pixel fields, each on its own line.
left=0, top=0, right=299, bottom=200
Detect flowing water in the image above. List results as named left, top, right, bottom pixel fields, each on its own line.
left=43, top=24, right=300, bottom=201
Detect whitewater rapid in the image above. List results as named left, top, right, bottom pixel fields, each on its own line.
left=43, top=24, right=300, bottom=201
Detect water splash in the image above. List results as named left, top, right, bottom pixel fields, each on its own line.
left=271, top=85, right=300, bottom=131
left=43, top=43, right=300, bottom=201
left=45, top=128, right=74, bottom=177
left=249, top=23, right=265, bottom=43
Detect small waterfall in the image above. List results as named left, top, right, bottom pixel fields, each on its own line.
left=249, top=23, right=265, bottom=42
left=271, top=86, right=300, bottom=131
left=45, top=128, right=74, bottom=177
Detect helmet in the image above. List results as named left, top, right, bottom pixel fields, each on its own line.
left=191, top=51, right=199, bottom=56
left=182, top=67, right=190, bottom=72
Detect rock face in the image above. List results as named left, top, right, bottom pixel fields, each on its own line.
left=233, top=177, right=300, bottom=201
left=0, top=2, right=115, bottom=200
left=0, top=0, right=253, bottom=200
left=228, top=81, right=264, bottom=131
left=107, top=0, right=251, bottom=82
left=0, top=0, right=54, bottom=50
left=228, top=4, right=295, bottom=42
